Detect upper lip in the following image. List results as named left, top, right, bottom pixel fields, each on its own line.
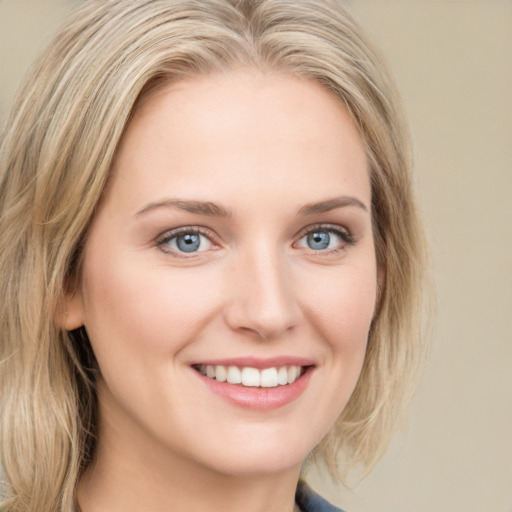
left=190, top=356, right=315, bottom=369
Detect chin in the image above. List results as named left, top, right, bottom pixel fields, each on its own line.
left=182, top=423, right=319, bottom=478
left=200, top=448, right=304, bottom=478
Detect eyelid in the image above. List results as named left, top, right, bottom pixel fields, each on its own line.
left=155, top=226, right=220, bottom=257
left=293, top=223, right=356, bottom=251
left=294, top=223, right=354, bottom=242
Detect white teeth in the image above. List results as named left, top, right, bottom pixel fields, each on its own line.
left=287, top=365, right=299, bottom=384
left=277, top=366, right=289, bottom=385
left=260, top=368, right=278, bottom=387
left=215, top=365, right=227, bottom=382
left=241, top=367, right=260, bottom=387
left=227, top=366, right=242, bottom=384
left=197, top=364, right=305, bottom=388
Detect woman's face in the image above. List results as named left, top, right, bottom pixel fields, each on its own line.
left=68, top=70, right=378, bottom=477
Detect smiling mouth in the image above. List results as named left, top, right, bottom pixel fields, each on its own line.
left=192, top=364, right=308, bottom=388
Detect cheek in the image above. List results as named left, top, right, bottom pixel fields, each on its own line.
left=291, top=261, right=377, bottom=438
left=80, top=249, right=223, bottom=364
left=300, top=262, right=378, bottom=351
left=300, top=260, right=376, bottom=402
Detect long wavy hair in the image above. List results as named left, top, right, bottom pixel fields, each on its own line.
left=0, top=1, right=430, bottom=510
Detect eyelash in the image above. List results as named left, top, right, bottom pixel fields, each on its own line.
left=294, top=223, right=356, bottom=254
left=156, top=227, right=217, bottom=258
left=155, top=223, right=356, bottom=257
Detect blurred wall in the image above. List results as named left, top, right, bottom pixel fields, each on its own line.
left=0, top=0, right=76, bottom=122
left=1, top=1, right=511, bottom=511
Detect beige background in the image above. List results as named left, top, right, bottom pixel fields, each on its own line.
left=1, top=1, right=511, bottom=511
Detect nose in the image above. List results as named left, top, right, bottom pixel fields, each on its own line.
left=223, top=246, right=302, bottom=340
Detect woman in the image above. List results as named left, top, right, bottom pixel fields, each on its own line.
left=0, top=1, right=429, bottom=511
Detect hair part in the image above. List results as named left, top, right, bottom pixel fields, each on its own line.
left=0, top=1, right=430, bottom=510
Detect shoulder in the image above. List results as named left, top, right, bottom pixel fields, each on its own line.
left=295, top=480, right=347, bottom=512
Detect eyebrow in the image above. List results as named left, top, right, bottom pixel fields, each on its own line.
left=136, top=198, right=232, bottom=217
left=136, top=195, right=367, bottom=218
left=297, top=196, right=368, bottom=216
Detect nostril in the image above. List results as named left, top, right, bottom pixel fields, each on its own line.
left=223, top=299, right=302, bottom=340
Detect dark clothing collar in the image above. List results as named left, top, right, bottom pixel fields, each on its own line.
left=295, top=480, right=346, bottom=512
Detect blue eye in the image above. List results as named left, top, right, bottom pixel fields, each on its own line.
left=307, top=231, right=331, bottom=250
left=161, top=230, right=212, bottom=254
left=297, top=226, right=352, bottom=252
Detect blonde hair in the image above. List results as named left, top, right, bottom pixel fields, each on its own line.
left=0, top=0, right=430, bottom=510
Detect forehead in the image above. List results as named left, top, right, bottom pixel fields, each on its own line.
left=107, top=69, right=370, bottom=213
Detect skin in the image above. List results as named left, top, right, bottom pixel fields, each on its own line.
left=65, top=69, right=379, bottom=512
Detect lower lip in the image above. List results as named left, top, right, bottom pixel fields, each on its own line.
left=193, top=367, right=314, bottom=411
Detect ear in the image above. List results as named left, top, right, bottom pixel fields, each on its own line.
left=55, top=288, right=85, bottom=331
